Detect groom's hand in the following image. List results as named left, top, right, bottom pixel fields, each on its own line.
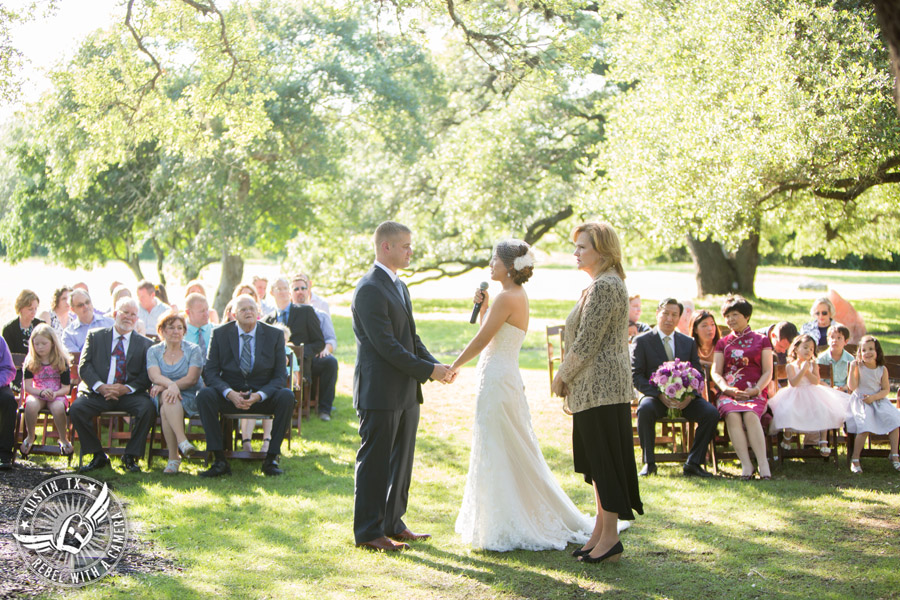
left=432, top=363, right=452, bottom=383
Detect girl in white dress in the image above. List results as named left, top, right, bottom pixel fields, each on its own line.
left=846, top=335, right=900, bottom=473
left=448, top=240, right=594, bottom=552
left=768, top=335, right=850, bottom=457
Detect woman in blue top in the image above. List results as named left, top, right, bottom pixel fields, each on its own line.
left=147, top=309, right=204, bottom=474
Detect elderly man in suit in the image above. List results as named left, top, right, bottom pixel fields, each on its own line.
left=69, top=297, right=155, bottom=473
left=197, top=295, right=294, bottom=477
left=632, top=298, right=718, bottom=478
left=352, top=221, right=453, bottom=552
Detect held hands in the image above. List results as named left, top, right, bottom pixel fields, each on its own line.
left=431, top=363, right=457, bottom=384
left=97, top=383, right=129, bottom=400
left=659, top=393, right=691, bottom=410
left=227, top=390, right=260, bottom=410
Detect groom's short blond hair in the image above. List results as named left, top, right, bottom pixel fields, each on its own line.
left=374, top=221, right=412, bottom=248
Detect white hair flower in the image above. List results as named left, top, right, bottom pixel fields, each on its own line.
left=513, top=251, right=535, bottom=271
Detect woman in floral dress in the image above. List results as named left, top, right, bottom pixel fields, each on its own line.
left=711, top=295, right=774, bottom=480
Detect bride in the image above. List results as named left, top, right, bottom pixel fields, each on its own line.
left=448, top=239, right=596, bottom=552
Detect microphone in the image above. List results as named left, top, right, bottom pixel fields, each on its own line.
left=470, top=282, right=489, bottom=324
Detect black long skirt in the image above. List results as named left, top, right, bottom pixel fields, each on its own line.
left=573, top=402, right=643, bottom=520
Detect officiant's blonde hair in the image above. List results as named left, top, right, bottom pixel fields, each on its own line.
left=572, top=222, right=626, bottom=280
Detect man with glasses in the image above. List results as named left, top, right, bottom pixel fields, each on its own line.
left=63, top=289, right=114, bottom=353
left=263, top=277, right=325, bottom=397
left=288, top=274, right=339, bottom=421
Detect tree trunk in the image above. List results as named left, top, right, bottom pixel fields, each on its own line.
left=686, top=234, right=759, bottom=297
left=214, top=253, right=243, bottom=316
left=124, top=256, right=144, bottom=282
left=151, top=239, right=167, bottom=285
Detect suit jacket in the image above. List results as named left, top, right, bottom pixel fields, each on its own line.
left=352, top=266, right=436, bottom=411
left=631, top=327, right=703, bottom=399
left=263, top=303, right=324, bottom=380
left=78, top=327, right=153, bottom=395
left=203, top=320, right=287, bottom=399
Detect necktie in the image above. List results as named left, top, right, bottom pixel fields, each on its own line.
left=240, top=333, right=252, bottom=375
left=394, top=279, right=408, bottom=310
left=280, top=309, right=289, bottom=324
left=113, top=335, right=126, bottom=383
left=663, top=335, right=674, bottom=361
left=197, top=327, right=206, bottom=352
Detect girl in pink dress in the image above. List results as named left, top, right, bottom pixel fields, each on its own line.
left=712, top=295, right=773, bottom=480
left=768, top=335, right=850, bottom=457
left=20, top=324, right=73, bottom=456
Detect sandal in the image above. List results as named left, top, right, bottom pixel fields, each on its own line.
left=163, top=459, right=181, bottom=474
left=178, top=440, right=198, bottom=457
left=261, top=438, right=271, bottom=454
left=242, top=438, right=252, bottom=452
left=818, top=441, right=832, bottom=457
left=58, top=440, right=74, bottom=456
left=780, top=430, right=793, bottom=451
left=20, top=438, right=34, bottom=457
left=890, top=454, right=900, bottom=471
left=850, top=459, right=863, bottom=474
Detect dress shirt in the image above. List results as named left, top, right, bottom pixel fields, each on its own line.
left=657, top=328, right=676, bottom=360
left=259, top=297, right=277, bottom=318
left=63, top=315, right=115, bottom=353
left=374, top=260, right=399, bottom=283
left=224, top=324, right=267, bottom=401
left=314, top=309, right=337, bottom=351
left=93, top=329, right=136, bottom=393
left=138, top=301, right=170, bottom=333
left=185, top=323, right=213, bottom=356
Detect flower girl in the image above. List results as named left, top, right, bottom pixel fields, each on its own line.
left=20, top=324, right=73, bottom=456
left=768, top=335, right=849, bottom=457
left=846, top=335, right=900, bottom=473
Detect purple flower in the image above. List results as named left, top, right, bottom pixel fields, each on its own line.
left=665, top=384, right=678, bottom=397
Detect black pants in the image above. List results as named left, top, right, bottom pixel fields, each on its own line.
left=196, top=387, right=294, bottom=455
left=637, top=395, right=719, bottom=466
left=354, top=405, right=419, bottom=544
left=69, top=391, right=155, bottom=458
left=312, top=355, right=339, bottom=415
left=0, top=386, right=17, bottom=460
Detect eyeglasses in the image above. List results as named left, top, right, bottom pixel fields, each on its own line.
left=815, top=311, right=830, bottom=316
left=293, top=286, right=308, bottom=292
left=72, top=301, right=91, bottom=308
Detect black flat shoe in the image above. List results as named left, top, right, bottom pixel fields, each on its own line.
left=683, top=463, right=714, bottom=478
left=78, top=453, right=110, bottom=473
left=199, top=460, right=232, bottom=478
left=572, top=547, right=594, bottom=558
left=0, top=456, right=13, bottom=471
left=580, top=541, right=623, bottom=564
left=122, top=454, right=141, bottom=473
left=262, top=458, right=283, bottom=476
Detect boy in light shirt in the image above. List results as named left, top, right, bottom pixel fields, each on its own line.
left=817, top=323, right=854, bottom=392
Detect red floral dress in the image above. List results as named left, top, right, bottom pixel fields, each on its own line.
left=714, top=327, right=772, bottom=418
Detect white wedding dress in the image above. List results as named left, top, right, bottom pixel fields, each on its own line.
left=455, top=322, right=594, bottom=551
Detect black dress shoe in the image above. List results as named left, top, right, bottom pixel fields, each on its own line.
left=572, top=546, right=594, bottom=558
left=122, top=455, right=141, bottom=473
left=683, top=463, right=713, bottom=478
left=0, top=456, right=13, bottom=471
left=580, top=541, right=623, bottom=564
left=79, top=454, right=110, bottom=473
left=199, top=460, right=232, bottom=478
left=262, top=458, right=283, bottom=476
left=638, top=463, right=657, bottom=477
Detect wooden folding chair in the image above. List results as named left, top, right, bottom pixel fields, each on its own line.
left=546, top=325, right=565, bottom=388
left=12, top=353, right=75, bottom=463
left=769, top=363, right=839, bottom=467
left=147, top=415, right=207, bottom=468
left=288, top=343, right=318, bottom=422
left=709, top=365, right=776, bottom=473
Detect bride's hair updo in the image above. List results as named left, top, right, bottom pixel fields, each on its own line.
left=494, top=239, right=535, bottom=285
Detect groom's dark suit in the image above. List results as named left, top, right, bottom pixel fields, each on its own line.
left=69, top=327, right=154, bottom=457
left=632, top=328, right=718, bottom=469
left=352, top=265, right=437, bottom=545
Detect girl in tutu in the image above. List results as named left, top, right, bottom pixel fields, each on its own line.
left=769, top=335, right=850, bottom=457
left=846, top=335, right=900, bottom=473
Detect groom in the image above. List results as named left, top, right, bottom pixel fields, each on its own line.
left=352, top=221, right=453, bottom=552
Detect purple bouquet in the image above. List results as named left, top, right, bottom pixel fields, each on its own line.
left=650, top=359, right=704, bottom=418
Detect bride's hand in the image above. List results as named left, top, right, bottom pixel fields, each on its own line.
left=475, top=289, right=489, bottom=314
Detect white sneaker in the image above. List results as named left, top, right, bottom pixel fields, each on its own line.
left=319, top=413, right=331, bottom=422
left=850, top=459, right=863, bottom=474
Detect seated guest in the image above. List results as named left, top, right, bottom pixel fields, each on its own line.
left=676, top=299, right=694, bottom=335
left=757, top=321, right=798, bottom=365
left=269, top=276, right=326, bottom=383
left=0, top=336, right=17, bottom=470
left=38, top=285, right=73, bottom=338
left=137, top=280, right=170, bottom=333
left=107, top=280, right=124, bottom=313
left=63, top=289, right=115, bottom=353
left=287, top=273, right=339, bottom=421
left=254, top=275, right=276, bottom=316
left=20, top=324, right=74, bottom=456
left=185, top=280, right=220, bottom=324
left=2, top=289, right=44, bottom=390
left=147, top=310, right=203, bottom=474
left=196, top=295, right=294, bottom=477
left=799, top=297, right=835, bottom=346
left=222, top=300, right=237, bottom=323
left=233, top=282, right=260, bottom=306
left=817, top=323, right=854, bottom=392
left=632, top=298, right=717, bottom=477
left=712, top=295, right=773, bottom=480
left=628, top=294, right=651, bottom=335
left=184, top=293, right=214, bottom=356
left=690, top=310, right=721, bottom=368
left=73, top=282, right=109, bottom=316
left=68, top=298, right=155, bottom=473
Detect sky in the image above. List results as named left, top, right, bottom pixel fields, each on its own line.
left=1, top=0, right=121, bottom=119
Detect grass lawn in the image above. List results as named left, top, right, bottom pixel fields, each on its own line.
left=10, top=299, right=900, bottom=600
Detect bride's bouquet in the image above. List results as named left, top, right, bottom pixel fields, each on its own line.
left=650, top=359, right=704, bottom=418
